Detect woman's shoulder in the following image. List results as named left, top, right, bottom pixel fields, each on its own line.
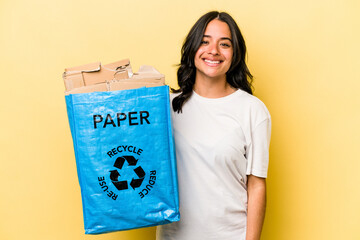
left=234, top=89, right=271, bottom=120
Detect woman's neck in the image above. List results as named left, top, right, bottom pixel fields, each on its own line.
left=193, top=75, right=236, bottom=98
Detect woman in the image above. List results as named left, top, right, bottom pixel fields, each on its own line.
left=157, top=11, right=271, bottom=240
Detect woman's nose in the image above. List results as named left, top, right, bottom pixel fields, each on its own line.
left=208, top=43, right=219, bottom=55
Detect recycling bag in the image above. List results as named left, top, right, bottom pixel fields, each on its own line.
left=65, top=85, right=180, bottom=234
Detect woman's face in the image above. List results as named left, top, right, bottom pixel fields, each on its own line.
left=194, top=19, right=233, bottom=82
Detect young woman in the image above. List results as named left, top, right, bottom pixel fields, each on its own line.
left=157, top=11, right=271, bottom=240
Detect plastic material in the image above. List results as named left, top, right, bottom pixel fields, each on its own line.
left=65, top=85, right=180, bottom=234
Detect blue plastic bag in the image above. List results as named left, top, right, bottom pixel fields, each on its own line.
left=65, top=85, right=180, bottom=234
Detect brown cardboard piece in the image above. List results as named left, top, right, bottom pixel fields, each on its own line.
left=65, top=83, right=108, bottom=94
left=63, top=59, right=165, bottom=94
left=63, top=59, right=132, bottom=91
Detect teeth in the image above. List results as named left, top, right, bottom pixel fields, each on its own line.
left=204, top=59, right=220, bottom=64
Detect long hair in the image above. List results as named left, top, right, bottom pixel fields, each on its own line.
left=172, top=11, right=253, bottom=113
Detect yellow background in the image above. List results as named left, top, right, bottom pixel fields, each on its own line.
left=1, top=0, right=359, bottom=239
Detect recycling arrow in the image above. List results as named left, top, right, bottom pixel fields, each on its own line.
left=130, top=178, right=144, bottom=189
left=134, top=166, right=145, bottom=178
left=110, top=170, right=120, bottom=181
left=114, top=157, right=125, bottom=169
left=123, top=155, right=138, bottom=166
left=114, top=156, right=138, bottom=169
left=130, top=166, right=145, bottom=190
left=110, top=170, right=128, bottom=190
left=109, top=155, right=145, bottom=191
left=112, top=180, right=128, bottom=190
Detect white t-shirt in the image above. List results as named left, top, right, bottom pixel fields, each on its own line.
left=157, top=89, right=271, bottom=240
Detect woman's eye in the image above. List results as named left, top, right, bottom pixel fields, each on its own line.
left=220, top=42, right=231, bottom=48
left=200, top=40, right=209, bottom=45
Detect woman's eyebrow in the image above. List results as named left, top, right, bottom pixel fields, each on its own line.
left=221, top=37, right=232, bottom=41
left=203, top=35, right=232, bottom=41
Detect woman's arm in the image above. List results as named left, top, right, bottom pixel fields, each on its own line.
left=246, top=174, right=266, bottom=240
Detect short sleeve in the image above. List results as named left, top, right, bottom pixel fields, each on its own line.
left=246, top=118, right=272, bottom=178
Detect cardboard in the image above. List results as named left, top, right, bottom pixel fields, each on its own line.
left=63, top=59, right=132, bottom=92
left=65, top=83, right=108, bottom=95
left=63, top=59, right=165, bottom=94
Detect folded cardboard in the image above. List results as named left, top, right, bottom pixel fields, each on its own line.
left=65, top=83, right=108, bottom=94
left=63, top=59, right=164, bottom=94
left=63, top=59, right=132, bottom=91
